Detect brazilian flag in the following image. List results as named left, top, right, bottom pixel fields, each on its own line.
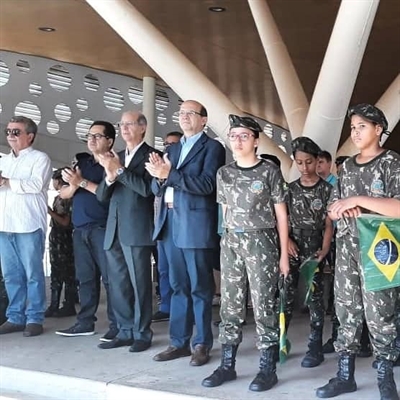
left=278, top=278, right=291, bottom=363
left=300, top=256, right=320, bottom=304
left=356, top=214, right=400, bottom=291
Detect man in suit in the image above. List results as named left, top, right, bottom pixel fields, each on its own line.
left=146, top=100, right=225, bottom=366
left=96, top=111, right=158, bottom=353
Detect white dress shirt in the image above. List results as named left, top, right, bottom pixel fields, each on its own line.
left=0, top=147, right=52, bottom=234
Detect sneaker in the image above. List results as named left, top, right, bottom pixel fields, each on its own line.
left=99, top=328, right=118, bottom=342
left=152, top=311, right=170, bottom=322
left=55, top=323, right=95, bottom=337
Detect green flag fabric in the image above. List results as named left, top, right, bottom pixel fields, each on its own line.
left=299, top=256, right=320, bottom=305
left=278, top=278, right=291, bottom=364
left=356, top=214, right=400, bottom=292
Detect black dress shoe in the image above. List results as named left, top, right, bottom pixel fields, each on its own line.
left=98, top=338, right=134, bottom=350
left=129, top=340, right=151, bottom=353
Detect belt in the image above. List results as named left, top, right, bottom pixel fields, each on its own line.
left=166, top=202, right=174, bottom=209
left=224, top=227, right=271, bottom=234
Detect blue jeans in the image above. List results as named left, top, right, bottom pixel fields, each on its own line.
left=0, top=229, right=46, bottom=325
left=73, top=226, right=117, bottom=330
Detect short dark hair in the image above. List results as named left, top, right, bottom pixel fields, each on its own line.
left=259, top=153, right=281, bottom=168
left=9, top=116, right=37, bottom=143
left=166, top=131, right=183, bottom=139
left=90, top=121, right=116, bottom=147
left=318, top=150, right=332, bottom=163
left=200, top=105, right=208, bottom=117
left=52, top=168, right=68, bottom=185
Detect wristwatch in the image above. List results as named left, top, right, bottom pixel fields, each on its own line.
left=79, top=179, right=88, bottom=188
left=116, top=167, right=125, bottom=176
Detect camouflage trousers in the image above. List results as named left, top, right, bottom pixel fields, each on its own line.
left=284, top=230, right=325, bottom=329
left=219, top=229, right=280, bottom=350
left=49, top=228, right=75, bottom=287
left=334, top=234, right=399, bottom=361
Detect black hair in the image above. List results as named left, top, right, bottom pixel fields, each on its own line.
left=318, top=150, right=332, bottom=163
left=90, top=121, right=116, bottom=147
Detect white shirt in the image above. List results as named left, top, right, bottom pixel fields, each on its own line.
left=0, top=147, right=52, bottom=234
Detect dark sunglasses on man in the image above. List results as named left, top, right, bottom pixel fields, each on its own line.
left=4, top=128, right=25, bottom=137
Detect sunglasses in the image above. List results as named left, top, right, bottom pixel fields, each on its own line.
left=229, top=115, right=261, bottom=133
left=5, top=128, right=26, bottom=137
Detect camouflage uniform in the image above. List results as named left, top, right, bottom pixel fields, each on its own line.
left=285, top=178, right=332, bottom=330
left=217, top=159, right=286, bottom=350
left=331, top=150, right=400, bottom=361
left=48, top=195, right=76, bottom=311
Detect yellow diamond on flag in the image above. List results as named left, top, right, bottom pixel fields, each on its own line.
left=367, top=222, right=400, bottom=282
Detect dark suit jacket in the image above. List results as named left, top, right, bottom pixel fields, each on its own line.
left=96, top=142, right=159, bottom=250
left=152, top=133, right=225, bottom=249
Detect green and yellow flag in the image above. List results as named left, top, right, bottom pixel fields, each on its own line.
left=356, top=214, right=400, bottom=292
left=300, top=256, right=320, bottom=304
left=278, top=278, right=291, bottom=364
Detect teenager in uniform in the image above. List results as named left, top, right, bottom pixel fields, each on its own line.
left=285, top=137, right=333, bottom=368
left=46, top=168, right=76, bottom=318
left=202, top=115, right=289, bottom=392
left=316, top=104, right=400, bottom=399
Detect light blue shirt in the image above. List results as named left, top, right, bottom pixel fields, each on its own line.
left=326, top=173, right=337, bottom=187
left=165, top=131, right=204, bottom=203
left=177, top=131, right=204, bottom=168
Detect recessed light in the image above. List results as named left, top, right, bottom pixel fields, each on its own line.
left=38, top=27, right=56, bottom=32
left=209, top=6, right=226, bottom=13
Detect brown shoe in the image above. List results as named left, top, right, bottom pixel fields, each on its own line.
left=190, top=344, right=210, bottom=366
left=23, top=323, right=43, bottom=337
left=153, top=346, right=191, bottom=362
left=0, top=321, right=25, bottom=335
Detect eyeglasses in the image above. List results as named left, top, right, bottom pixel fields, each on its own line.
left=177, top=110, right=203, bottom=117
left=227, top=132, right=255, bottom=142
left=117, top=121, right=138, bottom=128
left=87, top=133, right=108, bottom=141
left=5, top=128, right=24, bottom=137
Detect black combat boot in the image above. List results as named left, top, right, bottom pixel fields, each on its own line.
left=377, top=359, right=399, bottom=400
left=323, top=320, right=339, bottom=354
left=249, top=346, right=278, bottom=392
left=316, top=352, right=357, bottom=398
left=202, top=344, right=238, bottom=387
left=301, top=325, right=324, bottom=367
left=55, top=283, right=77, bottom=317
left=45, top=280, right=62, bottom=317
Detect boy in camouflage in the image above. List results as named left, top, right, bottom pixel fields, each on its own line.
left=316, top=104, right=400, bottom=400
left=285, top=137, right=333, bottom=368
left=202, top=115, right=289, bottom=392
left=46, top=169, right=76, bottom=317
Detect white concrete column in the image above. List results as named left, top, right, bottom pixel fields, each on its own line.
left=337, top=74, right=400, bottom=157
left=142, top=76, right=156, bottom=146
left=85, top=0, right=292, bottom=177
left=290, top=0, right=380, bottom=179
left=248, top=0, right=308, bottom=138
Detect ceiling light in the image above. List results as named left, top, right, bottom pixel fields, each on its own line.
left=208, top=6, right=226, bottom=12
left=38, top=27, right=56, bottom=32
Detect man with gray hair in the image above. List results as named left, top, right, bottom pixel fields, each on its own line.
left=0, top=116, right=52, bottom=337
left=96, top=110, right=160, bottom=353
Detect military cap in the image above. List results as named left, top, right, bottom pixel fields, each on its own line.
left=229, top=114, right=262, bottom=138
left=291, top=136, right=321, bottom=157
left=347, top=103, right=388, bottom=132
